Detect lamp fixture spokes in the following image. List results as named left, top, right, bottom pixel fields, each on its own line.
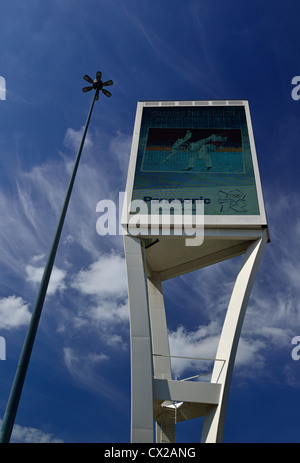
left=82, top=70, right=113, bottom=99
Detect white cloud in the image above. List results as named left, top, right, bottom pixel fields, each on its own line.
left=168, top=321, right=269, bottom=380
left=64, top=126, right=93, bottom=152
left=107, top=334, right=127, bottom=349
left=0, top=76, right=6, bottom=100
left=168, top=322, right=220, bottom=379
left=25, top=263, right=66, bottom=296
left=89, top=299, right=129, bottom=324
left=0, top=420, right=63, bottom=443
left=0, top=296, right=31, bottom=330
left=31, top=254, right=45, bottom=263
left=108, top=131, right=131, bottom=173
left=70, top=253, right=129, bottom=330
left=282, top=260, right=300, bottom=290
left=72, top=253, right=128, bottom=299
left=235, top=337, right=266, bottom=369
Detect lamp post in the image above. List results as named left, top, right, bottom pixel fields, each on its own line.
left=0, top=71, right=113, bottom=443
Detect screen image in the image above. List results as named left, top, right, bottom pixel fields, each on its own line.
left=142, top=127, right=243, bottom=174
left=131, top=104, right=260, bottom=216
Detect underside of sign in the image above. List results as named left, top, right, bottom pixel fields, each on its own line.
left=142, top=228, right=267, bottom=280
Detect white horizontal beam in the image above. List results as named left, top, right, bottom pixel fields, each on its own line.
left=153, top=378, right=221, bottom=405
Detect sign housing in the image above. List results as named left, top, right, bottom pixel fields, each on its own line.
left=123, top=100, right=268, bottom=280
left=124, top=100, right=267, bottom=229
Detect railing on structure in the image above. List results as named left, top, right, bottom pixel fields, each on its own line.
left=152, top=353, right=226, bottom=383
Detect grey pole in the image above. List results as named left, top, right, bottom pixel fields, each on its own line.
left=0, top=72, right=113, bottom=443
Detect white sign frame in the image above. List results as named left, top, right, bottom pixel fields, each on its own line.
left=122, top=100, right=267, bottom=233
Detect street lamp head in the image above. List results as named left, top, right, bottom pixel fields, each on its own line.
left=82, top=71, right=113, bottom=100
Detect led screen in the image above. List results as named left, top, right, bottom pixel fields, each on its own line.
left=131, top=104, right=260, bottom=216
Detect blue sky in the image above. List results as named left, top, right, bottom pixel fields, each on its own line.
left=1, top=0, right=300, bottom=443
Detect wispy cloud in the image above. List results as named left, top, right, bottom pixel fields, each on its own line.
left=117, top=1, right=227, bottom=96
left=0, top=124, right=131, bottom=389
left=62, top=347, right=128, bottom=406
left=0, top=126, right=128, bottom=280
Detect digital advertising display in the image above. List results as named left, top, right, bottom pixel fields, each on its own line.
left=125, top=101, right=267, bottom=228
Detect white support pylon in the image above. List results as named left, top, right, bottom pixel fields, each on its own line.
left=147, top=272, right=175, bottom=443
left=123, top=235, right=154, bottom=443
left=124, top=230, right=268, bottom=443
left=201, top=229, right=268, bottom=442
